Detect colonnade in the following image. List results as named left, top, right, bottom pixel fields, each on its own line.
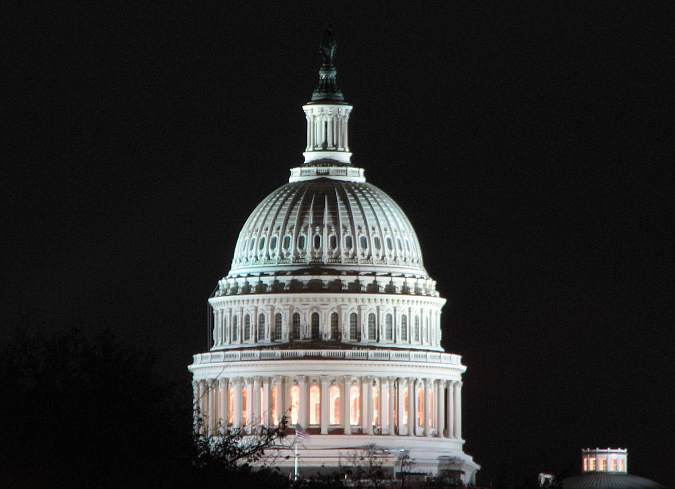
left=194, top=375, right=462, bottom=441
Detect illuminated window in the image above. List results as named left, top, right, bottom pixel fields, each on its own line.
left=372, top=384, right=379, bottom=427
left=401, top=315, right=408, bottom=341
left=368, top=313, right=376, bottom=340
left=599, top=458, right=606, bottom=471
left=228, top=386, right=234, bottom=424
left=583, top=457, right=588, bottom=472
left=273, top=313, right=282, bottom=341
left=331, top=312, right=339, bottom=339
left=610, top=457, right=617, bottom=472
left=257, top=314, right=265, bottom=341
left=402, top=388, right=409, bottom=424
left=589, top=457, right=596, bottom=471
left=290, top=385, right=300, bottom=425
left=385, top=314, right=393, bottom=340
left=329, top=385, right=341, bottom=424
left=618, top=459, right=624, bottom=471
left=271, top=386, right=278, bottom=424
left=350, top=384, right=360, bottom=425
left=416, top=388, right=424, bottom=428
left=311, top=312, right=320, bottom=339
left=232, top=316, right=238, bottom=341
left=309, top=385, right=320, bottom=425
left=292, top=313, right=301, bottom=339
left=349, top=313, right=358, bottom=340
left=242, top=386, right=248, bottom=424
left=244, top=314, right=251, bottom=341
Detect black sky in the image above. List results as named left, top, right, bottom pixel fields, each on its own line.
left=4, top=1, right=674, bottom=487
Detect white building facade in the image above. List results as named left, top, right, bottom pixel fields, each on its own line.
left=188, top=36, right=479, bottom=482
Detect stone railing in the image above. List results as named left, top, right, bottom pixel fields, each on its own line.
left=192, top=349, right=462, bottom=366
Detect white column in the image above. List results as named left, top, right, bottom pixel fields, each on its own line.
left=192, top=381, right=199, bottom=431
left=362, top=377, right=372, bottom=434
left=408, top=378, right=416, bottom=436
left=262, top=377, right=271, bottom=427
left=379, top=378, right=387, bottom=434
left=233, top=378, right=242, bottom=429
left=219, top=378, right=228, bottom=429
left=209, top=379, right=218, bottom=435
left=253, top=377, right=261, bottom=430
left=327, top=113, right=333, bottom=148
left=454, top=381, right=462, bottom=440
left=274, top=376, right=286, bottom=426
left=437, top=380, right=445, bottom=437
left=343, top=376, right=352, bottom=435
left=245, top=378, right=254, bottom=432
left=298, top=376, right=308, bottom=429
left=423, top=379, right=430, bottom=437
left=446, top=380, right=454, bottom=438
left=388, top=378, right=396, bottom=435
left=320, top=376, right=330, bottom=434
left=396, top=378, right=405, bottom=435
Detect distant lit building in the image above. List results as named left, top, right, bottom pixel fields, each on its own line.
left=187, top=32, right=479, bottom=483
left=563, top=448, right=663, bottom=489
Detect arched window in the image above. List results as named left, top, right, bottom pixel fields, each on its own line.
left=350, top=384, right=360, bottom=425
left=283, top=235, right=291, bottom=250
left=249, top=238, right=255, bottom=251
left=329, top=384, right=341, bottom=424
left=401, top=315, right=408, bottom=341
left=290, top=385, right=300, bottom=425
left=258, top=237, right=265, bottom=251
left=368, top=313, right=376, bottom=341
left=244, top=314, right=251, bottom=341
left=345, top=235, right=353, bottom=250
left=414, top=316, right=420, bottom=342
left=311, top=312, right=320, bottom=340
left=292, top=313, right=301, bottom=340
left=257, top=314, right=265, bottom=341
left=374, top=236, right=381, bottom=250
left=273, top=313, right=282, bottom=341
left=385, top=314, right=393, bottom=340
left=298, top=235, right=306, bottom=251
left=232, top=316, right=238, bottom=342
left=329, top=235, right=337, bottom=250
left=313, top=234, right=321, bottom=250
left=349, top=313, right=358, bottom=340
left=309, top=385, right=320, bottom=425
left=359, top=235, right=368, bottom=250
left=330, top=312, right=339, bottom=339
left=270, top=235, right=278, bottom=251
left=386, top=237, right=393, bottom=251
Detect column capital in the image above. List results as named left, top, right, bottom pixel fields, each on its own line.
left=320, top=375, right=331, bottom=385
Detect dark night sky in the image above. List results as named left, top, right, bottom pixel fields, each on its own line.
left=4, top=2, right=674, bottom=487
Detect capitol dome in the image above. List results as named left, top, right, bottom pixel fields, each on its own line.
left=230, top=175, right=426, bottom=277
left=189, top=29, right=479, bottom=483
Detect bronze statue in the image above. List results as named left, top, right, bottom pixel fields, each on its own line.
left=319, top=27, right=337, bottom=66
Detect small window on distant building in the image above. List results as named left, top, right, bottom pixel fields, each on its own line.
left=360, top=236, right=368, bottom=250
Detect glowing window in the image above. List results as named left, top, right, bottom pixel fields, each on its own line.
left=350, top=384, right=360, bottom=425
left=271, top=386, right=278, bottom=425
left=311, top=312, right=320, bottom=339
left=290, top=385, right=300, bottom=425
left=599, top=458, right=606, bottom=471
left=583, top=457, right=588, bottom=472
left=329, top=385, right=341, bottom=424
left=401, top=315, right=408, bottom=341
left=228, top=386, right=234, bottom=424
left=618, top=459, right=624, bottom=471
left=292, top=313, right=301, bottom=339
left=385, top=314, right=393, bottom=340
left=349, top=313, right=358, bottom=340
left=244, top=314, right=251, bottom=341
left=416, top=388, right=424, bottom=427
left=402, top=388, right=409, bottom=425
left=309, top=385, right=320, bottom=425
left=372, top=384, right=379, bottom=427
left=257, top=314, right=265, bottom=341
left=589, top=457, right=596, bottom=471
left=331, top=312, right=339, bottom=339
left=368, top=313, right=376, bottom=340
left=610, top=457, right=617, bottom=472
left=242, top=386, right=248, bottom=424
